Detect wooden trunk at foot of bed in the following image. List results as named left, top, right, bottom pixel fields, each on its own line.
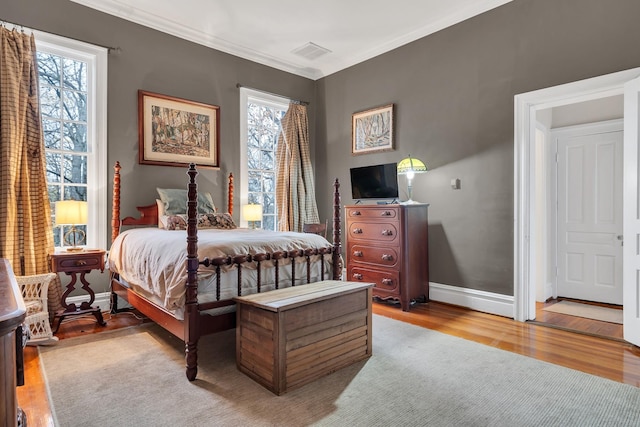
left=110, top=161, right=343, bottom=381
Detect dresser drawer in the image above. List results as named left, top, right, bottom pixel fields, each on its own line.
left=346, top=206, right=398, bottom=220
left=348, top=244, right=399, bottom=268
left=349, top=267, right=400, bottom=294
left=348, top=221, right=399, bottom=243
left=51, top=251, right=105, bottom=273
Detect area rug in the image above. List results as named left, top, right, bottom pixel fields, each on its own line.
left=543, top=300, right=623, bottom=324
left=39, top=315, right=640, bottom=427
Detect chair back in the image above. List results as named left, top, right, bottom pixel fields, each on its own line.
left=303, top=220, right=328, bottom=239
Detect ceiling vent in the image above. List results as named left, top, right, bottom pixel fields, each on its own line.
left=291, top=42, right=332, bottom=60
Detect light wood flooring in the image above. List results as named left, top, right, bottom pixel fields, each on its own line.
left=17, top=300, right=640, bottom=427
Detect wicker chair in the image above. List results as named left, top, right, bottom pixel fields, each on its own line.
left=16, top=273, right=59, bottom=346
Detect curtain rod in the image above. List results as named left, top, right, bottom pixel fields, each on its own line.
left=236, top=84, right=309, bottom=106
left=1, top=18, right=121, bottom=54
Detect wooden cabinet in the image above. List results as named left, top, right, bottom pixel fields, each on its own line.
left=0, top=259, right=27, bottom=427
left=345, top=204, right=429, bottom=311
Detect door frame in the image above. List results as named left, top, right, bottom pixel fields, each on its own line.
left=514, top=67, right=640, bottom=322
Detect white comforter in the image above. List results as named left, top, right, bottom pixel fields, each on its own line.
left=108, top=227, right=334, bottom=318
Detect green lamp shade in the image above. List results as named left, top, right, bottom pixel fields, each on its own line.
left=397, top=156, right=427, bottom=174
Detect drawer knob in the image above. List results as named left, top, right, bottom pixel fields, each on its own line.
left=351, top=211, right=361, bottom=216
left=353, top=273, right=363, bottom=280
left=382, top=278, right=393, bottom=286
left=381, top=254, right=393, bottom=261
left=381, top=229, right=393, bottom=236
left=353, top=228, right=363, bottom=234
left=381, top=211, right=391, bottom=216
left=353, top=251, right=363, bottom=257
left=76, top=260, right=87, bottom=266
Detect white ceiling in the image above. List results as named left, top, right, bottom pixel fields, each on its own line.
left=71, top=0, right=512, bottom=80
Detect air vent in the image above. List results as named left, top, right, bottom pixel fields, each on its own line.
left=291, top=42, right=332, bottom=60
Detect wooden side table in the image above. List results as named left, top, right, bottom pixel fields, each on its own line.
left=50, top=250, right=107, bottom=333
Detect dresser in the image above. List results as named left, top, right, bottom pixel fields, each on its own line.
left=345, top=204, right=429, bottom=311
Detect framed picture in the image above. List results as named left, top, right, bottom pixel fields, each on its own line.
left=138, top=90, right=220, bottom=168
left=352, top=103, right=394, bottom=155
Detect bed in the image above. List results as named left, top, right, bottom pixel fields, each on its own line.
left=109, top=161, right=343, bottom=380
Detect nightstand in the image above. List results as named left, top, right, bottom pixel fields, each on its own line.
left=50, top=249, right=107, bottom=333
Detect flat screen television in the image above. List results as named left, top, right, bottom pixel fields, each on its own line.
left=350, top=163, right=399, bottom=200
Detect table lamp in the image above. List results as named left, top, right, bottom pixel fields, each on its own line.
left=242, top=203, right=263, bottom=229
left=397, top=155, right=427, bottom=204
left=55, top=200, right=88, bottom=251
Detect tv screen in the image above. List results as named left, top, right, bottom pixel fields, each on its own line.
left=350, top=163, right=399, bottom=200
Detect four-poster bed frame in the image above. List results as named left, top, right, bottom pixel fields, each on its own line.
left=109, top=161, right=342, bottom=380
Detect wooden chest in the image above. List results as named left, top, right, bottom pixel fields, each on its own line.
left=234, top=280, right=373, bottom=395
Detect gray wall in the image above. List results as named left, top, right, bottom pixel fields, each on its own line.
left=315, top=0, right=640, bottom=296
left=3, top=0, right=315, bottom=294
left=5, top=0, right=640, bottom=299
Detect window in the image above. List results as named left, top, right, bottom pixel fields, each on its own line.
left=35, top=31, right=108, bottom=250
left=239, top=89, right=288, bottom=231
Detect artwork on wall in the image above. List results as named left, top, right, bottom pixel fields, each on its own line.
left=138, top=90, right=220, bottom=168
left=351, top=103, right=394, bottom=155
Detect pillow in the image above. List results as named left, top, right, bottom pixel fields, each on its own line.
left=156, top=188, right=216, bottom=215
left=160, top=213, right=237, bottom=230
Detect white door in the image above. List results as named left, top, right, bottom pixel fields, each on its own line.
left=623, top=76, right=640, bottom=346
left=556, top=123, right=623, bottom=304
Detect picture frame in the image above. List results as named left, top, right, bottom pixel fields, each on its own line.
left=352, top=103, right=394, bottom=155
left=138, top=90, right=220, bottom=168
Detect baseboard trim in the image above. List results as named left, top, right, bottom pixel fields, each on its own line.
left=429, top=282, right=514, bottom=318
left=74, top=287, right=515, bottom=319
left=66, top=291, right=112, bottom=313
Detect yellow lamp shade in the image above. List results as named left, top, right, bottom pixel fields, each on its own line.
left=242, top=204, right=263, bottom=222
left=55, top=200, right=88, bottom=225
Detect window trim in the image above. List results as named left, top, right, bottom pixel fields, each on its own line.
left=34, top=30, right=108, bottom=250
left=239, top=88, right=289, bottom=228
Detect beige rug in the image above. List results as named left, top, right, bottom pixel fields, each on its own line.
left=39, top=315, right=640, bottom=427
left=543, top=300, right=623, bottom=324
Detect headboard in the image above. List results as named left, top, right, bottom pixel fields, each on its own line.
left=111, top=161, right=234, bottom=243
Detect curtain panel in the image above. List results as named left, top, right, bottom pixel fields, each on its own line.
left=275, top=103, right=320, bottom=232
left=0, top=28, right=54, bottom=277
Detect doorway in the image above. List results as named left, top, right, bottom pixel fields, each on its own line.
left=513, top=67, right=640, bottom=336
left=533, top=108, right=624, bottom=337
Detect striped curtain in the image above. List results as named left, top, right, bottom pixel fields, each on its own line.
left=275, top=103, right=320, bottom=232
left=0, top=28, right=54, bottom=276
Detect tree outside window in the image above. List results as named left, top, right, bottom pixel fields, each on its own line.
left=246, top=101, right=286, bottom=231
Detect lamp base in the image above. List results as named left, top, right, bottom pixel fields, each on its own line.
left=400, top=199, right=422, bottom=205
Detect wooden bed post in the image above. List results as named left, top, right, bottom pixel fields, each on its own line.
left=112, top=162, right=121, bottom=243
left=332, top=178, right=342, bottom=280
left=185, top=163, right=200, bottom=381
left=228, top=172, right=234, bottom=216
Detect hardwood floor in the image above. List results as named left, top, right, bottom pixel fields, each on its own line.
left=533, top=298, right=623, bottom=340
left=17, top=301, right=640, bottom=427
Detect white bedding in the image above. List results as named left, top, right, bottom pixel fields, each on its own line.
left=108, top=227, right=334, bottom=319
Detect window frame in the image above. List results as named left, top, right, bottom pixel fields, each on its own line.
left=239, top=88, right=289, bottom=229
left=35, top=30, right=108, bottom=251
